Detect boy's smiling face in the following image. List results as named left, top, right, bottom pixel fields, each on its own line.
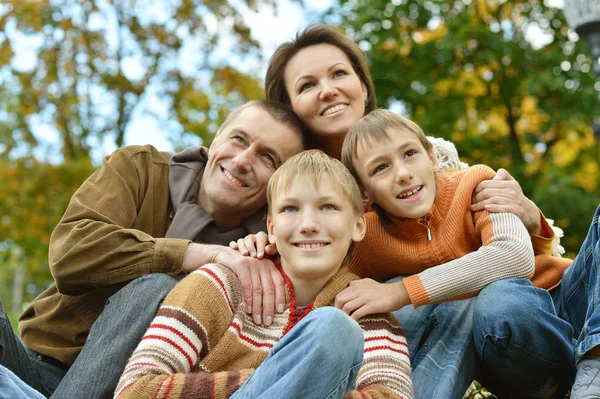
left=354, top=128, right=438, bottom=220
left=267, top=175, right=365, bottom=290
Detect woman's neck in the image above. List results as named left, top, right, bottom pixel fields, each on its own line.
left=315, top=135, right=345, bottom=160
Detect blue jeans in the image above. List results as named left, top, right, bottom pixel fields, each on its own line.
left=0, top=298, right=66, bottom=397
left=51, top=273, right=177, bottom=399
left=474, top=204, right=600, bottom=398
left=394, top=297, right=477, bottom=399
left=232, top=307, right=364, bottom=399
left=0, top=364, right=46, bottom=399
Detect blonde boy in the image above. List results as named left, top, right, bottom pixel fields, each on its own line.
left=114, top=150, right=413, bottom=399
left=336, top=109, right=568, bottom=319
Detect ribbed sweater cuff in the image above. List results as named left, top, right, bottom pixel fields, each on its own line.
left=403, top=275, right=430, bottom=307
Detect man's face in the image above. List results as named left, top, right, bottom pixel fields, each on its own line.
left=199, top=105, right=303, bottom=226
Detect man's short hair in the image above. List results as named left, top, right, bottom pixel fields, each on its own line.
left=341, top=109, right=433, bottom=182
left=217, top=100, right=308, bottom=150
left=267, top=149, right=363, bottom=217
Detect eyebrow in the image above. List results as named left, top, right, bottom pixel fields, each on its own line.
left=364, top=140, right=419, bottom=168
left=294, top=62, right=349, bottom=87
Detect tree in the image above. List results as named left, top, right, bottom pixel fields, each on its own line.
left=330, top=0, right=599, bottom=255
left=0, top=0, right=270, bottom=162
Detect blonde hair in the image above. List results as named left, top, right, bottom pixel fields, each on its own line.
left=267, top=150, right=363, bottom=217
left=342, top=109, right=433, bottom=182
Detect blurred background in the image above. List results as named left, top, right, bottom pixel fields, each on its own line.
left=1, top=0, right=599, bottom=328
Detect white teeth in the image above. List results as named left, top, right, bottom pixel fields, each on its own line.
left=398, top=186, right=422, bottom=199
left=322, top=104, right=348, bottom=116
left=297, top=243, right=327, bottom=249
left=223, top=169, right=243, bottom=186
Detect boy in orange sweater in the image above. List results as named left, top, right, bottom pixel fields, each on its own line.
left=114, top=150, right=413, bottom=399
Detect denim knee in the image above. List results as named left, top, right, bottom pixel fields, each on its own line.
left=108, top=273, right=178, bottom=308
left=474, top=279, right=537, bottom=345
left=306, top=307, right=364, bottom=367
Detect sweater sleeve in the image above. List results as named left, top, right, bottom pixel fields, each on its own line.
left=344, top=315, right=414, bottom=399
left=48, top=146, right=189, bottom=294
left=114, top=264, right=252, bottom=399
left=403, top=209, right=535, bottom=307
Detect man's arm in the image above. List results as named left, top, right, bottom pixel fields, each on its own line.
left=470, top=168, right=560, bottom=256
left=49, top=146, right=189, bottom=294
left=344, top=314, right=414, bottom=399
left=114, top=264, right=254, bottom=399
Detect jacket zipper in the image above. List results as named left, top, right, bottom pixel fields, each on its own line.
left=419, top=216, right=432, bottom=241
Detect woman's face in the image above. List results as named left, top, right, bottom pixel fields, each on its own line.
left=284, top=43, right=367, bottom=147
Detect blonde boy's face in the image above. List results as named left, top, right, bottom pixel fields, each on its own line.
left=353, top=127, right=438, bottom=220
left=267, top=175, right=365, bottom=286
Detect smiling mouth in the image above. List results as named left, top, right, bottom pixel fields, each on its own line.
left=398, top=186, right=423, bottom=199
left=221, top=167, right=246, bottom=187
left=321, top=104, right=348, bottom=116
left=294, top=242, right=329, bottom=249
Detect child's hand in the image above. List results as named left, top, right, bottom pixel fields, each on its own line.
left=334, top=278, right=410, bottom=320
left=229, top=232, right=278, bottom=259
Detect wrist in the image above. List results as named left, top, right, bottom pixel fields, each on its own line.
left=393, top=280, right=411, bottom=310
left=527, top=201, right=543, bottom=236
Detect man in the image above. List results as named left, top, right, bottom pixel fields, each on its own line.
left=0, top=100, right=306, bottom=398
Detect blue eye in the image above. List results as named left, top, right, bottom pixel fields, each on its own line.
left=282, top=206, right=297, bottom=213
left=373, top=164, right=387, bottom=175
left=322, top=204, right=336, bottom=211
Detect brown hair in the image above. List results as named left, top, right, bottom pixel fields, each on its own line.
left=341, top=109, right=433, bottom=181
left=218, top=100, right=308, bottom=149
left=267, top=149, right=363, bottom=218
left=265, top=24, right=376, bottom=114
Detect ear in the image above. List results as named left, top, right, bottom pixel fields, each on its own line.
left=428, top=150, right=439, bottom=173
left=267, top=215, right=276, bottom=244
left=361, top=82, right=368, bottom=104
left=352, top=215, right=367, bottom=243
left=361, top=189, right=373, bottom=208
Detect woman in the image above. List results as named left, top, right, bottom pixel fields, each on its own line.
left=262, top=24, right=599, bottom=399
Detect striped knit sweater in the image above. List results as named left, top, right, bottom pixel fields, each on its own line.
left=349, top=165, right=572, bottom=308
left=114, top=263, right=413, bottom=399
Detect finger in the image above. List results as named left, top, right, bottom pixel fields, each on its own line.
left=244, top=235, right=258, bottom=258
left=341, top=297, right=365, bottom=318
left=235, top=262, right=253, bottom=313
left=349, top=304, right=371, bottom=321
left=258, top=262, right=276, bottom=326
left=270, top=263, right=286, bottom=313
left=495, top=168, right=515, bottom=181
left=264, top=244, right=279, bottom=256
left=249, top=261, right=263, bottom=325
left=334, top=289, right=351, bottom=310
left=472, top=187, right=521, bottom=205
left=237, top=239, right=249, bottom=256
left=479, top=204, right=518, bottom=215
left=229, top=241, right=238, bottom=249
left=255, top=233, right=270, bottom=258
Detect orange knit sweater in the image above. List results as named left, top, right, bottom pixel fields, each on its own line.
left=349, top=165, right=572, bottom=307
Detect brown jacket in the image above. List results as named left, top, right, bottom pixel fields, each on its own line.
left=18, top=145, right=266, bottom=366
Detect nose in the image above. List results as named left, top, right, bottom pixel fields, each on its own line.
left=318, top=79, right=338, bottom=101
left=299, top=208, right=320, bottom=234
left=232, top=149, right=252, bottom=173
left=394, top=163, right=413, bottom=184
